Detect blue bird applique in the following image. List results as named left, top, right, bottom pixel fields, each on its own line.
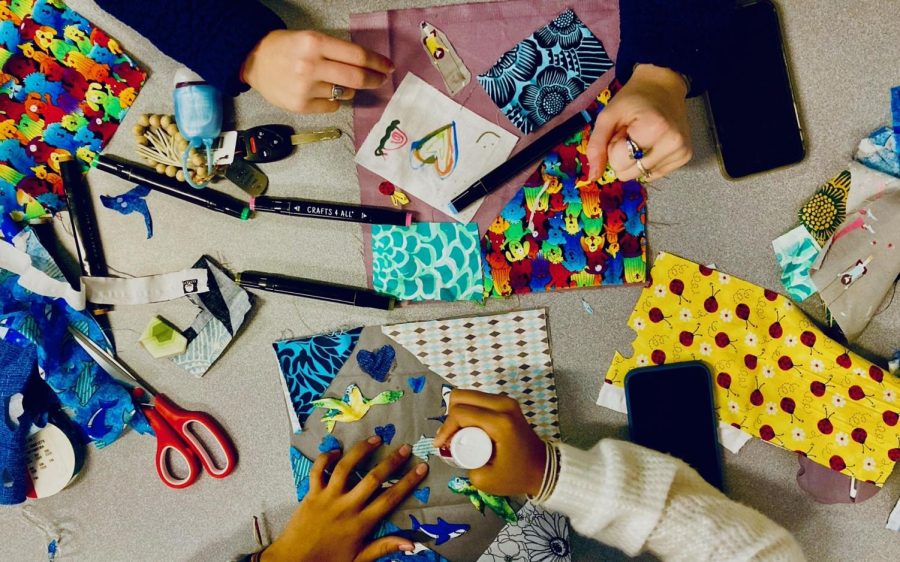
left=100, top=184, right=153, bottom=239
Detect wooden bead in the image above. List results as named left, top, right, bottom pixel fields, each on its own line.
left=165, top=165, right=177, bottom=177
left=136, top=136, right=149, bottom=146
left=195, top=166, right=206, bottom=177
left=133, top=124, right=145, bottom=136
left=146, top=157, right=157, bottom=166
left=155, top=163, right=166, bottom=174
left=176, top=170, right=185, bottom=181
left=160, top=115, right=173, bottom=128
left=137, top=114, right=150, bottom=127
left=191, top=154, right=204, bottom=167
left=148, top=114, right=161, bottom=128
left=166, top=123, right=179, bottom=136
left=176, top=139, right=189, bottom=152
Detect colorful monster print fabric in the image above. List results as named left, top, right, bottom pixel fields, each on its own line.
left=600, top=252, right=900, bottom=486
left=478, top=9, right=613, bottom=135
left=273, top=313, right=568, bottom=561
left=371, top=222, right=484, bottom=303
left=481, top=89, right=648, bottom=298
left=0, top=0, right=146, bottom=226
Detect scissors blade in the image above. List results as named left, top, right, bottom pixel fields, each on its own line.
left=67, top=326, right=153, bottom=393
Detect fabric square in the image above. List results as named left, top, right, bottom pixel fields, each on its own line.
left=771, top=225, right=821, bottom=302
left=477, top=502, right=571, bottom=562
left=481, top=89, right=647, bottom=298
left=273, top=328, right=363, bottom=433
left=383, top=309, right=559, bottom=440
left=478, top=9, right=613, bottom=134
left=855, top=127, right=899, bottom=178
left=600, top=252, right=899, bottom=486
left=0, top=1, right=146, bottom=227
left=798, top=170, right=851, bottom=246
left=371, top=222, right=484, bottom=302
left=355, top=73, right=517, bottom=222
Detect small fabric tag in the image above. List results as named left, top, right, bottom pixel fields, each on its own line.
left=420, top=21, right=471, bottom=96
left=83, top=268, right=208, bottom=305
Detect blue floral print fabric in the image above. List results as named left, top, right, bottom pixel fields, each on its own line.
left=273, top=328, right=363, bottom=433
left=477, top=9, right=613, bottom=134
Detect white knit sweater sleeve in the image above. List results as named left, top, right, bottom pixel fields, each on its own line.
left=540, top=440, right=806, bottom=561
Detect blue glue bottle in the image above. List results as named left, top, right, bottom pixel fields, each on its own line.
left=173, top=68, right=222, bottom=189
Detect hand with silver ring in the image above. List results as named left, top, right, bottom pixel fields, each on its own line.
left=242, top=30, right=395, bottom=114
left=587, top=64, right=693, bottom=182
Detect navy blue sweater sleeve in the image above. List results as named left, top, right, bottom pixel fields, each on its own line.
left=94, top=0, right=285, bottom=96
left=617, top=0, right=733, bottom=97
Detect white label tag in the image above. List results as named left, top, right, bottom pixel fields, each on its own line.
left=25, top=423, right=77, bottom=500
left=83, top=268, right=210, bottom=305
left=212, top=131, right=239, bottom=166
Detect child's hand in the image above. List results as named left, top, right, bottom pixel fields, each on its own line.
left=242, top=30, right=395, bottom=114
left=262, top=436, right=429, bottom=562
left=587, top=63, right=692, bottom=182
left=433, top=390, right=546, bottom=497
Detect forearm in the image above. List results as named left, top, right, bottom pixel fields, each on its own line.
left=93, top=0, right=285, bottom=95
left=616, top=0, right=733, bottom=96
left=542, top=440, right=805, bottom=561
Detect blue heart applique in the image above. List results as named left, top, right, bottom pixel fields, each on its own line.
left=413, top=486, right=430, bottom=504
left=319, top=435, right=342, bottom=453
left=375, top=423, right=396, bottom=445
left=357, top=345, right=396, bottom=382
left=407, top=376, right=426, bottom=393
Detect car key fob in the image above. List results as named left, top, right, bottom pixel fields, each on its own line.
left=238, top=124, right=295, bottom=163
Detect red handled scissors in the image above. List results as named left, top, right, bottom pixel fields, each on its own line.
left=69, top=327, right=237, bottom=489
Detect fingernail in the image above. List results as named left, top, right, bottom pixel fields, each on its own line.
left=398, top=544, right=415, bottom=552
left=368, top=435, right=382, bottom=444
left=399, top=444, right=411, bottom=456
left=416, top=463, right=429, bottom=475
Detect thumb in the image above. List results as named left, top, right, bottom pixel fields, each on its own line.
left=586, top=107, right=621, bottom=181
left=354, top=536, right=415, bottom=562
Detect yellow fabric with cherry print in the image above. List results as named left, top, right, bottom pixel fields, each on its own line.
left=604, top=252, right=899, bottom=485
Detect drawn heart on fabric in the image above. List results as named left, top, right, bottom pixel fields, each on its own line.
left=410, top=122, right=458, bottom=178
left=407, top=376, right=426, bottom=393
left=413, top=486, right=431, bottom=504
left=356, top=345, right=396, bottom=382
left=375, top=423, right=396, bottom=445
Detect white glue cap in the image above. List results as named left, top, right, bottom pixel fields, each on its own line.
left=443, top=427, right=493, bottom=469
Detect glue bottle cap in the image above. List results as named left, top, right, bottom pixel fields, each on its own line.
left=446, top=427, right=493, bottom=470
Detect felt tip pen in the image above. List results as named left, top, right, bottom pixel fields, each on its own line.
left=94, top=154, right=251, bottom=220
left=61, top=159, right=109, bottom=279
left=249, top=196, right=412, bottom=226
left=449, top=109, right=593, bottom=214
left=235, top=271, right=396, bottom=311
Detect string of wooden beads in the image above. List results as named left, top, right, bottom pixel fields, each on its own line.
left=133, top=113, right=213, bottom=183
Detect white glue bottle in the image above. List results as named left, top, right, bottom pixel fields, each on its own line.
left=438, top=427, right=493, bottom=469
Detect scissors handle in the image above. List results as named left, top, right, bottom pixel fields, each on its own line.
left=142, top=405, right=201, bottom=489
left=154, top=394, right=238, bottom=480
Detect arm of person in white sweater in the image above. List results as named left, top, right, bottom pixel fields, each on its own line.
left=541, top=440, right=806, bottom=562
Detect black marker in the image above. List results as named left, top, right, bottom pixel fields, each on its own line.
left=95, top=155, right=251, bottom=220
left=235, top=271, right=395, bottom=311
left=61, top=158, right=113, bottom=338
left=250, top=196, right=412, bottom=226
left=449, top=110, right=593, bottom=214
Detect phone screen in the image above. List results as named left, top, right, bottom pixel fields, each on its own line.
left=625, top=363, right=724, bottom=490
left=706, top=0, right=805, bottom=178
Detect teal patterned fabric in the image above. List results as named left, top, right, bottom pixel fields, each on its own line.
left=773, top=226, right=821, bottom=302
left=371, top=223, right=483, bottom=302
left=289, top=446, right=313, bottom=502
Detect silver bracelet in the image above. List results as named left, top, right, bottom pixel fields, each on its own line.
left=529, top=441, right=560, bottom=504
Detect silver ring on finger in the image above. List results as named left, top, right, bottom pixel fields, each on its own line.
left=626, top=136, right=646, bottom=160
left=329, top=84, right=345, bottom=101
left=635, top=158, right=652, bottom=182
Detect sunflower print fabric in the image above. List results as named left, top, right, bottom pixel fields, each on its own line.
left=477, top=9, right=613, bottom=134
left=798, top=170, right=850, bottom=245
left=0, top=0, right=146, bottom=231
left=481, top=87, right=648, bottom=298
left=603, top=252, right=899, bottom=486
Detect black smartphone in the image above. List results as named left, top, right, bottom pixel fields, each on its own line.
left=706, top=0, right=805, bottom=179
left=625, top=362, right=724, bottom=490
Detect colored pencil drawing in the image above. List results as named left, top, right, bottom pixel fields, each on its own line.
left=375, top=119, right=408, bottom=157
left=410, top=122, right=458, bottom=179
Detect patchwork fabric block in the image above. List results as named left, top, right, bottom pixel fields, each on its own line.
left=600, top=252, right=899, bottom=486
left=478, top=9, right=613, bottom=134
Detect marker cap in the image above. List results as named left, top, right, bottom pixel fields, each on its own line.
left=440, top=427, right=493, bottom=470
